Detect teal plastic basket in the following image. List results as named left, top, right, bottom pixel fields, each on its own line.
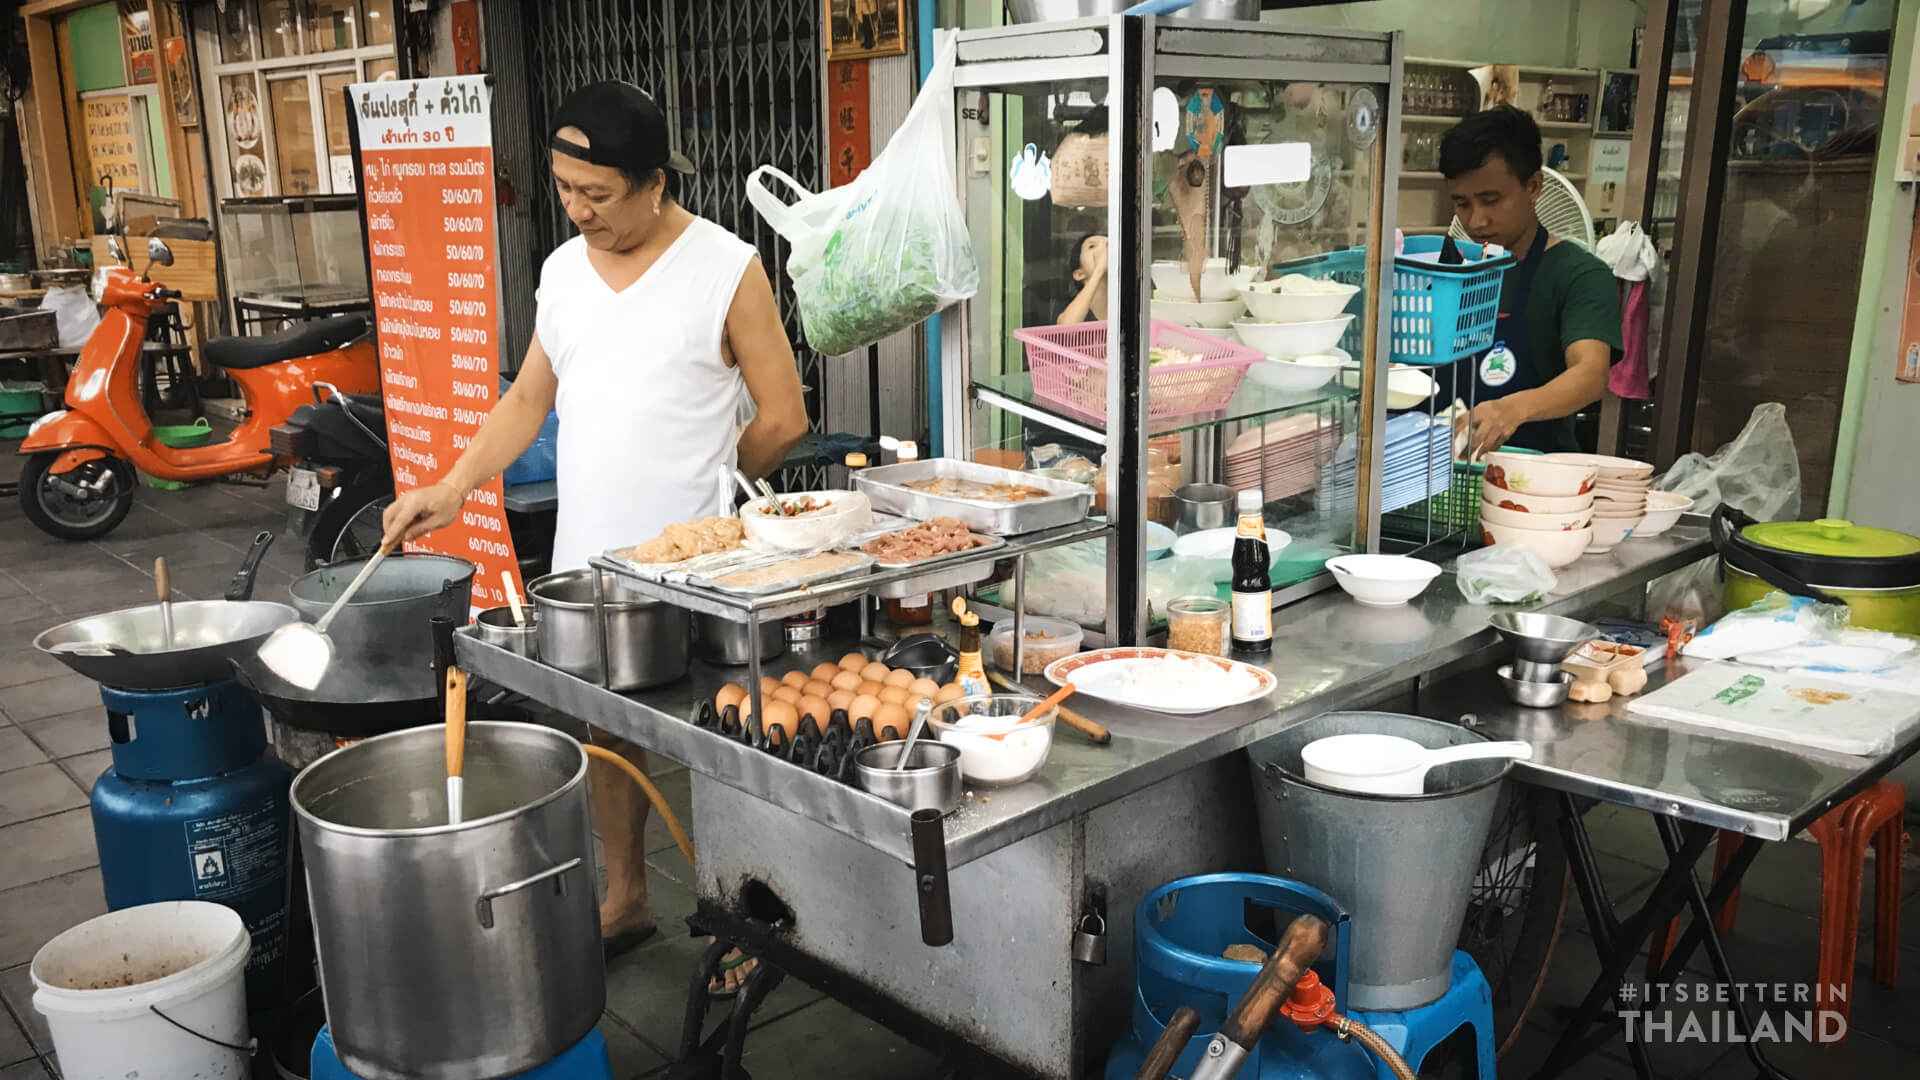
left=1274, top=239, right=1512, bottom=367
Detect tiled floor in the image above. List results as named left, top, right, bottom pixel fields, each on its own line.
left=3, top=474, right=1920, bottom=1078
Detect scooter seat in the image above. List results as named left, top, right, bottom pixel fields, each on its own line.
left=206, top=314, right=367, bottom=370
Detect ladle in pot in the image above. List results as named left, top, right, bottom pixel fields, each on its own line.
left=893, top=698, right=935, bottom=772
left=154, top=557, right=174, bottom=649
left=255, top=537, right=399, bottom=691
left=502, top=570, right=526, bottom=627
left=445, top=665, right=467, bottom=824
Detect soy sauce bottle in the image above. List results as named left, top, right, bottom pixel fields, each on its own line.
left=1230, top=489, right=1273, bottom=652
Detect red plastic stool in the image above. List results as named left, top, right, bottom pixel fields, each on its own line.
left=1648, top=779, right=1907, bottom=1040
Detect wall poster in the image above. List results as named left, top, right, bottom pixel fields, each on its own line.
left=349, top=76, right=521, bottom=611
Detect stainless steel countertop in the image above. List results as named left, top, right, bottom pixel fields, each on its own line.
left=459, top=526, right=1718, bottom=867
left=1418, top=656, right=1920, bottom=841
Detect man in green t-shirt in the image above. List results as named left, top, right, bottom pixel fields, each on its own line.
left=1440, top=106, right=1621, bottom=454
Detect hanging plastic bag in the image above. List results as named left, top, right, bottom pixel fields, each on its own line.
left=1646, top=403, right=1802, bottom=627
left=41, top=286, right=100, bottom=348
left=745, top=34, right=978, bottom=357
left=1455, top=545, right=1557, bottom=604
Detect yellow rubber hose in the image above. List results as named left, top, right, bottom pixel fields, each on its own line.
left=583, top=744, right=696, bottom=868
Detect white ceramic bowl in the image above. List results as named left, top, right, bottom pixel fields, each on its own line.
left=1238, top=278, right=1361, bottom=324
left=1152, top=259, right=1259, bottom=302
left=1593, top=490, right=1647, bottom=512
left=1326, top=554, right=1443, bottom=607
left=1232, top=315, right=1354, bottom=358
left=1478, top=500, right=1593, bottom=532
left=1482, top=452, right=1597, bottom=497
left=1481, top=479, right=1594, bottom=514
left=1338, top=365, right=1439, bottom=410
left=1245, top=354, right=1344, bottom=392
left=1481, top=520, right=1593, bottom=568
left=1587, top=513, right=1642, bottom=552
left=1151, top=294, right=1247, bottom=329
left=739, top=490, right=873, bottom=552
left=1540, top=452, right=1656, bottom=482
left=1632, top=491, right=1693, bottom=538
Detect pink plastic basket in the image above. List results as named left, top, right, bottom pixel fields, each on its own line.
left=1013, top=319, right=1263, bottom=422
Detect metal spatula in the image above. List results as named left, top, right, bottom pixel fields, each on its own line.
left=255, top=537, right=398, bottom=690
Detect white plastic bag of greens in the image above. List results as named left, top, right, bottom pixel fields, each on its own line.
left=744, top=34, right=978, bottom=356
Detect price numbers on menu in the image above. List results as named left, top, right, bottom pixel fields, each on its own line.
left=443, top=216, right=486, bottom=233
left=447, top=271, right=486, bottom=289
left=445, top=244, right=485, bottom=261
left=442, top=188, right=484, bottom=205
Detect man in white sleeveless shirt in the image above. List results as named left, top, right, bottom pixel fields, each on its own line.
left=384, top=81, right=808, bottom=988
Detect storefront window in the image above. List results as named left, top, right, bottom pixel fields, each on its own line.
left=260, top=0, right=301, bottom=59
left=365, top=56, right=396, bottom=81
left=269, top=77, right=319, bottom=193
left=307, top=0, right=358, bottom=52
left=320, top=71, right=356, bottom=191
left=217, top=2, right=256, bottom=64
left=363, top=1, right=394, bottom=47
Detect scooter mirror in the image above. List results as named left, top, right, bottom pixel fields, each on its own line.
left=146, top=238, right=174, bottom=268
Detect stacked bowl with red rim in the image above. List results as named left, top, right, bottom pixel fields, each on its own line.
left=1541, top=453, right=1654, bottom=552
left=1478, top=452, right=1599, bottom=567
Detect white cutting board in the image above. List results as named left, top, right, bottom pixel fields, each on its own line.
left=1626, top=662, right=1920, bottom=757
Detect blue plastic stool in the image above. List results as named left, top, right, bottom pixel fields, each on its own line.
left=1104, top=873, right=1377, bottom=1080
left=311, top=1025, right=613, bottom=1079
left=1348, top=951, right=1497, bottom=1080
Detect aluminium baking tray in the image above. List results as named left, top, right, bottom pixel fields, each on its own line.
left=691, top=552, right=876, bottom=597
left=852, top=459, right=1092, bottom=536
left=861, top=531, right=1007, bottom=599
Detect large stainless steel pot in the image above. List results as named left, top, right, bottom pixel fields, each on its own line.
left=528, top=569, right=689, bottom=691
left=288, top=553, right=474, bottom=699
left=692, top=611, right=784, bottom=666
left=1006, top=0, right=1260, bottom=22
left=292, top=722, right=602, bottom=1080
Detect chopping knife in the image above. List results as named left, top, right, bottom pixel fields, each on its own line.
left=1186, top=914, right=1331, bottom=1080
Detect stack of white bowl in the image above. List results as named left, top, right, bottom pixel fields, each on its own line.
left=1477, top=452, right=1600, bottom=568
left=1149, top=259, right=1251, bottom=334
left=1541, top=453, right=1654, bottom=552
left=1223, top=272, right=1360, bottom=392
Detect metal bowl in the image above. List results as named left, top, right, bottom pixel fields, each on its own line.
left=1510, top=657, right=1563, bottom=684
left=1489, top=611, right=1599, bottom=665
left=853, top=741, right=962, bottom=815
left=882, top=635, right=958, bottom=685
left=1496, top=665, right=1573, bottom=709
left=36, top=601, right=302, bottom=689
left=474, top=606, right=538, bottom=660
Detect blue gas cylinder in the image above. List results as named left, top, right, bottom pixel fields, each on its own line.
left=1105, top=874, right=1377, bottom=1080
left=90, top=680, right=292, bottom=1016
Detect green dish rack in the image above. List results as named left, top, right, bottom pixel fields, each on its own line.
left=1382, top=446, right=1543, bottom=542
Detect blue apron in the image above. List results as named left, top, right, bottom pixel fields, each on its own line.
left=1450, top=229, right=1560, bottom=451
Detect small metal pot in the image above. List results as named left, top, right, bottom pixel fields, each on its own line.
left=475, top=606, right=538, bottom=660
left=692, top=612, right=784, bottom=667
left=528, top=570, right=689, bottom=692
left=1174, top=483, right=1236, bottom=533
left=854, top=741, right=962, bottom=815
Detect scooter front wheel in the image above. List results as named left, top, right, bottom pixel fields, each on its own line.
left=19, top=452, right=137, bottom=540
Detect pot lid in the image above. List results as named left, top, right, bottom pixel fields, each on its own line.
left=1741, top=519, right=1920, bottom=559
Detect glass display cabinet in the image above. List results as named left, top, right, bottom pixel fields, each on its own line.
left=944, top=15, right=1480, bottom=646
left=218, top=195, right=370, bottom=305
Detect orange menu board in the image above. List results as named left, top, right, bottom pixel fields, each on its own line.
left=348, top=76, right=520, bottom=612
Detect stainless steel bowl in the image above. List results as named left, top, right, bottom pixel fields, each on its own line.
left=1006, top=0, right=1260, bottom=22
left=854, top=741, right=963, bottom=815
left=1174, top=483, right=1236, bottom=533
left=528, top=570, right=689, bottom=692
left=1497, top=665, right=1573, bottom=708
left=36, top=601, right=302, bottom=689
left=692, top=612, right=785, bottom=667
left=1489, top=611, right=1600, bottom=665
left=882, top=635, right=958, bottom=684
left=475, top=606, right=538, bottom=660
left=1510, top=657, right=1562, bottom=684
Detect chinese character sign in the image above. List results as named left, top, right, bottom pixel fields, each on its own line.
left=349, top=77, right=521, bottom=612
left=826, top=60, right=870, bottom=189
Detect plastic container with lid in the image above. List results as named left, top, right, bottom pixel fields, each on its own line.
left=1166, top=596, right=1229, bottom=657
left=988, top=615, right=1084, bottom=675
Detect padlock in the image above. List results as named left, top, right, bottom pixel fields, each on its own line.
left=1072, top=913, right=1107, bottom=965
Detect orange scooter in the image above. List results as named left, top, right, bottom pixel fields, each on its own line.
left=17, top=237, right=380, bottom=540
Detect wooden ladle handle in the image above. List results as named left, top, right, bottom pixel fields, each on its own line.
left=445, top=666, right=468, bottom=780
left=153, top=557, right=170, bottom=603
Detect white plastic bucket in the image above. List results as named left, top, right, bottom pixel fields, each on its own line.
left=31, top=901, right=253, bottom=1080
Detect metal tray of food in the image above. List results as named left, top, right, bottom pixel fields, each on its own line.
left=858, top=529, right=1007, bottom=599
left=691, top=551, right=876, bottom=597
left=852, top=459, right=1092, bottom=536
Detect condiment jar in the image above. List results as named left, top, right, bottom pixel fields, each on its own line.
left=1167, top=596, right=1230, bottom=657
